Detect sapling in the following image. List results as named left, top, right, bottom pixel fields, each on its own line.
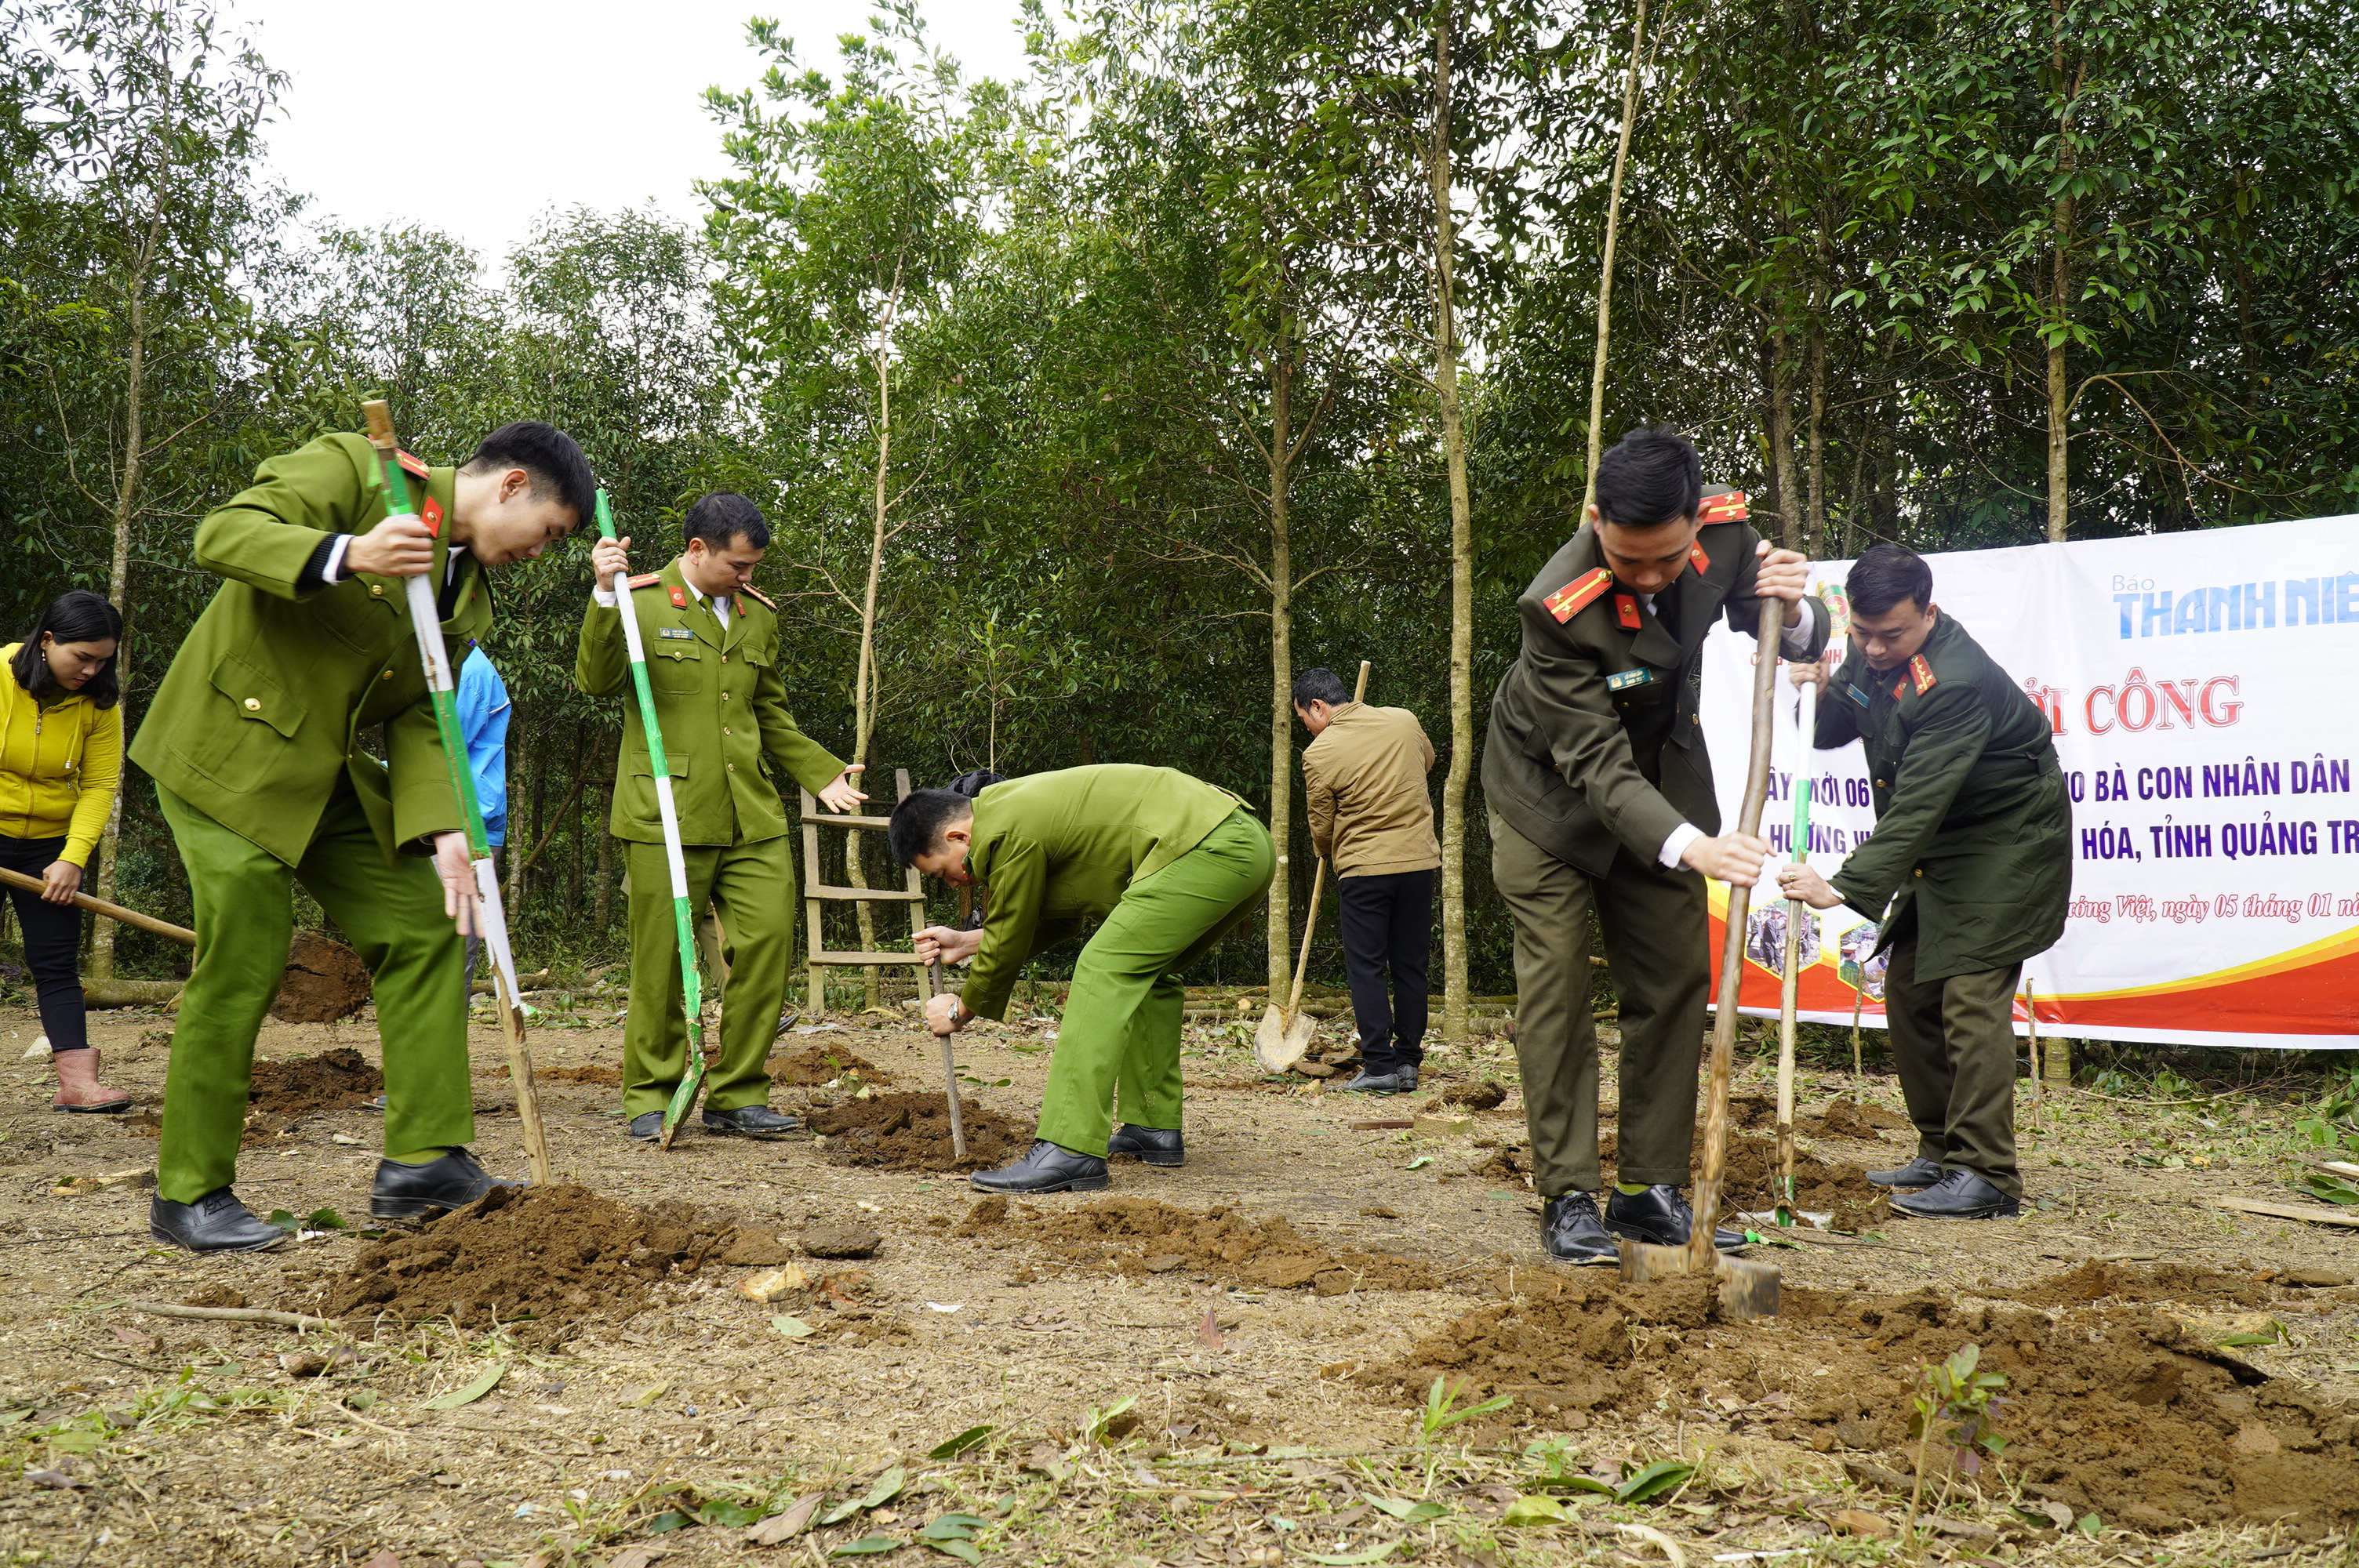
left=1903, top=1343, right=2008, bottom=1551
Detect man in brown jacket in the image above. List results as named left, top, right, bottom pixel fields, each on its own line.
left=1295, top=668, right=1440, bottom=1094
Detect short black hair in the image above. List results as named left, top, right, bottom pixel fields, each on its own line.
left=1292, top=667, right=1349, bottom=708
left=1848, top=543, right=1933, bottom=617
left=461, top=422, right=595, bottom=529
left=1593, top=425, right=1703, bottom=530
left=11, top=590, right=122, bottom=709
left=889, top=789, right=976, bottom=868
left=684, top=491, right=770, bottom=552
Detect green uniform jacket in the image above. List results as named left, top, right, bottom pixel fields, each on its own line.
left=129, top=434, right=489, bottom=866
left=1816, top=612, right=2072, bottom=982
left=1481, top=514, right=1829, bottom=876
left=961, top=764, right=1249, bottom=1021
left=575, top=557, right=845, bottom=846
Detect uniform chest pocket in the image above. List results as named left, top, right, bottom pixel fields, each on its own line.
left=649, top=643, right=703, bottom=693
left=209, top=653, right=305, bottom=739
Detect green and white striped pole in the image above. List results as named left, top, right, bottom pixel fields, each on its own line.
left=360, top=401, right=551, bottom=1186
left=593, top=490, right=708, bottom=1148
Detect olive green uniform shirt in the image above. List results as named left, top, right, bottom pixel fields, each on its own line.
left=129, top=433, right=489, bottom=865
left=1816, top=611, right=2072, bottom=983
left=960, top=764, right=1247, bottom=1022
left=574, top=558, right=845, bottom=845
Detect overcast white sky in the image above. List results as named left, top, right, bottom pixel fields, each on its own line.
left=221, top=0, right=1037, bottom=267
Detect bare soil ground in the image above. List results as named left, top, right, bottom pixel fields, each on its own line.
left=3, top=995, right=2357, bottom=1567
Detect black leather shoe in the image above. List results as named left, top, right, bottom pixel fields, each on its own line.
left=149, top=1188, right=285, bottom=1254
left=1341, top=1069, right=1416, bottom=1094
left=1540, top=1192, right=1617, bottom=1265
left=703, top=1105, right=801, bottom=1139
left=370, top=1148, right=522, bottom=1221
left=1107, top=1123, right=1184, bottom=1167
left=627, top=1111, right=666, bottom=1142
left=1888, top=1169, right=2019, bottom=1219
left=970, top=1139, right=1110, bottom=1194
left=1866, top=1156, right=1944, bottom=1189
left=1604, top=1184, right=1745, bottom=1252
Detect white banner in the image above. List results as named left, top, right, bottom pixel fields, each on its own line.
left=1697, top=514, right=2359, bottom=1048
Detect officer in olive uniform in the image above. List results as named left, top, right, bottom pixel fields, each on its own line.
left=134, top=423, right=594, bottom=1253
left=1780, top=544, right=2070, bottom=1219
left=1481, top=426, right=1827, bottom=1265
left=580, top=493, right=867, bottom=1142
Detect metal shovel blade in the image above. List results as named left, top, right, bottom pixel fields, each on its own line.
left=1254, top=1004, right=1314, bottom=1073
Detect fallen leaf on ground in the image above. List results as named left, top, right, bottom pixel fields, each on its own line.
left=1830, top=1508, right=1894, bottom=1540
left=1198, top=1308, right=1224, bottom=1351
left=744, top=1492, right=824, bottom=1544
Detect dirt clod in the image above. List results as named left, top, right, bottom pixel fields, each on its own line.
left=311, top=1183, right=732, bottom=1342
left=1997, top=1260, right=2279, bottom=1308
left=181, top=1286, right=246, bottom=1309
left=991, top=1196, right=1444, bottom=1295
left=1802, top=1097, right=1906, bottom=1141
left=770, top=1044, right=895, bottom=1087
left=800, top=1225, right=882, bottom=1259
left=269, top=931, right=372, bottom=1024
left=718, top=1229, right=797, bottom=1267
left=1441, top=1081, right=1507, bottom=1111
left=805, top=1091, right=1030, bottom=1172
left=249, top=1047, right=382, bottom=1117
left=540, top=1064, right=623, bottom=1087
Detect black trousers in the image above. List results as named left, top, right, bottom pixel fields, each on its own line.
left=1336, top=869, right=1434, bottom=1073
left=0, top=834, right=87, bottom=1053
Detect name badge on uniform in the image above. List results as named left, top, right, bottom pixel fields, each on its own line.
left=659, top=627, right=694, bottom=641
left=1846, top=681, right=1870, bottom=708
left=1607, top=668, right=1654, bottom=693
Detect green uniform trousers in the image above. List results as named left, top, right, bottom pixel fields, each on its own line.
left=1038, top=811, right=1274, bottom=1157
left=1883, top=935, right=2022, bottom=1197
left=622, top=835, right=791, bottom=1117
left=1489, top=809, right=1707, bottom=1196
left=154, top=781, right=471, bottom=1204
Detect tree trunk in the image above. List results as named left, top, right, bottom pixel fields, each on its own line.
left=565, top=722, right=584, bottom=913
left=2046, top=2, right=2077, bottom=545
left=592, top=811, right=616, bottom=934
left=1430, top=6, right=1474, bottom=1046
left=1266, top=349, right=1296, bottom=996
left=1766, top=328, right=1803, bottom=550
left=849, top=323, right=897, bottom=1008
left=1805, top=225, right=1830, bottom=557
left=1581, top=0, right=1652, bottom=519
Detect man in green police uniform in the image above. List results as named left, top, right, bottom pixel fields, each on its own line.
left=1779, top=544, right=2070, bottom=1220
left=890, top=765, right=1274, bottom=1193
left=580, top=493, right=867, bottom=1142
left=135, top=423, right=594, bottom=1253
left=1481, top=426, right=1827, bottom=1265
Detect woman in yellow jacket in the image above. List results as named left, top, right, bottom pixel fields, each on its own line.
left=0, top=590, right=128, bottom=1111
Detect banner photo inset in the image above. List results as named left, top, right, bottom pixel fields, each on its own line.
left=1696, top=516, right=2359, bottom=1048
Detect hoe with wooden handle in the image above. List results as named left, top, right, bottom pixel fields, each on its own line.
left=1256, top=659, right=1370, bottom=1073
left=1619, top=597, right=1784, bottom=1319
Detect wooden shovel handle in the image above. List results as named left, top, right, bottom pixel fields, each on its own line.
left=0, top=866, right=194, bottom=946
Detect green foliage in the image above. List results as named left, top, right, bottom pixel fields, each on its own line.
left=1416, top=1377, right=1510, bottom=1444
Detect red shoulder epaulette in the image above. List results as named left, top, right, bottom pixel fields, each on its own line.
left=1688, top=541, right=1710, bottom=573
left=396, top=448, right=430, bottom=481
left=668, top=586, right=688, bottom=608
left=1910, top=654, right=1936, bottom=695
left=1543, top=568, right=1612, bottom=623
left=1696, top=489, right=1748, bottom=524
left=740, top=584, right=776, bottom=612
left=627, top=572, right=662, bottom=590
left=1614, top=593, right=1642, bottom=630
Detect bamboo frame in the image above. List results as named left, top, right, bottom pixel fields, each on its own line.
left=801, top=768, right=932, bottom=1018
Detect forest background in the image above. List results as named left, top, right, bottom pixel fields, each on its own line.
left=2, top=0, right=2354, bottom=1043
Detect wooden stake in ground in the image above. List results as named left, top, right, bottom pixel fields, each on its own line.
left=0, top=866, right=191, bottom=946
left=1849, top=978, right=1865, bottom=1076
left=1623, top=598, right=1785, bottom=1319
left=2023, top=978, right=2044, bottom=1138
left=928, top=950, right=968, bottom=1162
left=360, top=401, right=551, bottom=1189
left=1257, top=661, right=1370, bottom=1072
left=1775, top=675, right=1819, bottom=1212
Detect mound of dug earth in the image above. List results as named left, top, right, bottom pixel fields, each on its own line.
left=1998, top=1259, right=2282, bottom=1308
left=312, top=1184, right=731, bottom=1343
left=960, top=1193, right=1444, bottom=1295
left=540, top=1064, right=623, bottom=1087
left=1369, top=1269, right=2359, bottom=1535
left=249, top=1047, right=382, bottom=1116
left=771, top=1044, right=895, bottom=1087
left=805, top=1091, right=1030, bottom=1171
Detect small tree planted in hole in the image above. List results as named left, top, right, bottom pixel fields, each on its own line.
left=1905, top=1343, right=2008, bottom=1547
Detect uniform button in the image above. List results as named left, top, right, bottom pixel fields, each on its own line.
left=722, top=727, right=731, bottom=735
left=1875, top=779, right=1887, bottom=787
left=728, top=763, right=736, bottom=773
left=720, top=655, right=728, bottom=664
left=380, top=670, right=394, bottom=681
left=370, top=584, right=383, bottom=597
left=243, top=698, right=260, bottom=710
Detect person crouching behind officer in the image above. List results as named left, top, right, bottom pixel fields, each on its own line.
left=1779, top=544, right=2070, bottom=1220
left=892, top=764, right=1274, bottom=1193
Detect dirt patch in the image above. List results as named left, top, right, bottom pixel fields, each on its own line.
left=1370, top=1272, right=2359, bottom=1535
left=249, top=1047, right=382, bottom=1116
left=1997, top=1260, right=2280, bottom=1309
left=770, top=1044, right=896, bottom=1087
left=964, top=1194, right=1445, bottom=1296
left=805, top=1091, right=1031, bottom=1172
left=1441, top=1081, right=1507, bottom=1111
left=1801, top=1096, right=1907, bottom=1140
left=305, top=1183, right=732, bottom=1343
left=540, top=1064, right=623, bottom=1087
left=269, top=931, right=373, bottom=1024
left=1467, top=1128, right=1888, bottom=1232
left=800, top=1225, right=882, bottom=1258
left=181, top=1285, right=247, bottom=1309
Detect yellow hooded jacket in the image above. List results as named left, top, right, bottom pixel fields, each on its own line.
left=0, top=642, right=124, bottom=867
